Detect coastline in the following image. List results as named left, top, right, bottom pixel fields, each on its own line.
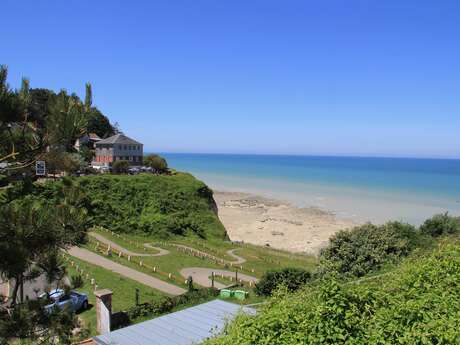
left=214, top=190, right=356, bottom=254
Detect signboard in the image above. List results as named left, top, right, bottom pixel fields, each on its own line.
left=35, top=160, right=46, bottom=176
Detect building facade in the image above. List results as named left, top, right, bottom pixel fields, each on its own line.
left=92, top=134, right=143, bottom=167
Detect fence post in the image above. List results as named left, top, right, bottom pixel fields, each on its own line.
left=211, top=272, right=214, bottom=288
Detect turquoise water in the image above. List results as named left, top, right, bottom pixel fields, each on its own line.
left=162, top=153, right=460, bottom=224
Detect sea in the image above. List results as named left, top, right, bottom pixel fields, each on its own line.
left=161, top=153, right=460, bottom=225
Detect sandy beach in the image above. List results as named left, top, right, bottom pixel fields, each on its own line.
left=214, top=191, right=356, bottom=255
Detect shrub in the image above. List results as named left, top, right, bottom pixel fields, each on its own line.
left=144, top=154, right=168, bottom=174
left=319, top=221, right=418, bottom=278
left=71, top=274, right=84, bottom=289
left=255, top=267, right=311, bottom=296
left=205, top=242, right=460, bottom=345
left=420, top=212, right=460, bottom=237
left=112, top=160, right=130, bottom=174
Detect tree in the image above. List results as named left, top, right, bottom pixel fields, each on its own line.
left=44, top=150, right=83, bottom=175
left=0, top=179, right=87, bottom=307
left=144, top=154, right=168, bottom=174
left=112, top=160, right=130, bottom=174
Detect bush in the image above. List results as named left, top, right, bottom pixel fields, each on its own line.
left=255, top=267, right=311, bottom=296
left=420, top=212, right=460, bottom=237
left=319, top=221, right=418, bottom=278
left=112, top=160, right=130, bottom=174
left=144, top=154, right=168, bottom=174
left=205, top=241, right=460, bottom=345
left=71, top=274, right=84, bottom=289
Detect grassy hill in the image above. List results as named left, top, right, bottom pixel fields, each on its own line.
left=205, top=235, right=460, bottom=345
left=37, top=173, right=227, bottom=240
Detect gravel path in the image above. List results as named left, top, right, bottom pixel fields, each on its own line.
left=67, top=247, right=186, bottom=296
left=180, top=267, right=258, bottom=289
left=89, top=232, right=169, bottom=257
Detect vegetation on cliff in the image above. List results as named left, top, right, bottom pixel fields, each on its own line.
left=35, top=173, right=227, bottom=240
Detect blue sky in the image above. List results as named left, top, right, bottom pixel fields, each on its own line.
left=3, top=1, right=460, bottom=158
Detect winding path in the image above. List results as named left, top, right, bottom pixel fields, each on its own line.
left=172, top=244, right=247, bottom=265
left=180, top=267, right=258, bottom=289
left=89, top=232, right=170, bottom=257
left=86, top=232, right=257, bottom=290
left=226, top=249, right=246, bottom=264
left=67, top=247, right=186, bottom=295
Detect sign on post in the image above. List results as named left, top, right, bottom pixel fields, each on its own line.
left=35, top=161, right=46, bottom=176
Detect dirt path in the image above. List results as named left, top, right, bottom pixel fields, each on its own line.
left=89, top=232, right=169, bottom=257
left=173, top=244, right=247, bottom=265
left=67, top=247, right=186, bottom=296
left=226, top=249, right=246, bottom=264
left=142, top=243, right=170, bottom=256
left=180, top=267, right=258, bottom=289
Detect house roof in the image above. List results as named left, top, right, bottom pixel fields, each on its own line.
left=92, top=299, right=256, bottom=345
left=96, top=134, right=142, bottom=146
left=88, top=133, right=102, bottom=141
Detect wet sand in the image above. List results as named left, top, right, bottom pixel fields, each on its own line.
left=214, top=191, right=356, bottom=255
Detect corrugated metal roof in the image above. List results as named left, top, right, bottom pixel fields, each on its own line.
left=93, top=299, right=256, bottom=345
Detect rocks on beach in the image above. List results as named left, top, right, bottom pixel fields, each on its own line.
left=214, top=191, right=356, bottom=255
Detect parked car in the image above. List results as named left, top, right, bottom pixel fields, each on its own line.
left=40, top=289, right=88, bottom=314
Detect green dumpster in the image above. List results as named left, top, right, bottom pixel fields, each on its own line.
left=220, top=289, right=232, bottom=298
left=234, top=290, right=247, bottom=300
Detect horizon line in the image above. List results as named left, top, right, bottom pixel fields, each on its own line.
left=144, top=151, right=460, bottom=161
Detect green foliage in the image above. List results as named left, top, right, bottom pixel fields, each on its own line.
left=1, top=66, right=115, bottom=173
left=127, top=288, right=219, bottom=320
left=255, top=267, right=311, bottom=296
left=0, top=174, right=7, bottom=187
left=38, top=173, right=226, bottom=239
left=0, top=298, right=80, bottom=344
left=319, top=221, right=418, bottom=278
left=144, top=154, right=168, bottom=174
left=206, top=240, right=460, bottom=345
left=44, top=150, right=84, bottom=175
left=112, top=160, right=130, bottom=174
left=71, top=274, right=84, bottom=289
left=420, top=212, right=460, bottom=237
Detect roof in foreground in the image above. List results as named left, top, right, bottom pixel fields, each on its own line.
left=96, top=134, right=142, bottom=145
left=93, top=299, right=256, bottom=345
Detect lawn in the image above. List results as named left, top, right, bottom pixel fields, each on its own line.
left=86, top=228, right=317, bottom=284
left=64, top=254, right=165, bottom=336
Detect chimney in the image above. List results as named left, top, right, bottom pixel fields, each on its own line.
left=94, top=289, right=113, bottom=334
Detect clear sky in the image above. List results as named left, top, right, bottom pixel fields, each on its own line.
left=2, top=1, right=460, bottom=158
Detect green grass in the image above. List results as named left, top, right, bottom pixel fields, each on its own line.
left=87, top=228, right=317, bottom=282
left=90, top=227, right=161, bottom=254
left=64, top=254, right=165, bottom=336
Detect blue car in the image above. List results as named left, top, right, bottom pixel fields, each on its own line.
left=41, top=289, right=89, bottom=314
